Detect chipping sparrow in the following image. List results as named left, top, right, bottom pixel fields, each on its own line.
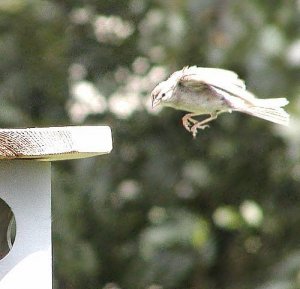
left=151, top=66, right=289, bottom=137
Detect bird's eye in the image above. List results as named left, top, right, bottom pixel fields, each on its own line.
left=162, top=93, right=166, bottom=97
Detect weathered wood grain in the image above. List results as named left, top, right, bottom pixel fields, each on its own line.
left=0, top=126, right=112, bottom=161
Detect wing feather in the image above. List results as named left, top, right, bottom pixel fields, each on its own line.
left=173, top=66, right=259, bottom=105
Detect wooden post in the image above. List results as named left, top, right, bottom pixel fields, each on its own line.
left=0, top=126, right=112, bottom=289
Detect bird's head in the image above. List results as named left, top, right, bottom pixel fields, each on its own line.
left=151, top=81, right=174, bottom=108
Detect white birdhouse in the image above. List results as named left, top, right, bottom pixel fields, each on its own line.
left=0, top=126, right=112, bottom=289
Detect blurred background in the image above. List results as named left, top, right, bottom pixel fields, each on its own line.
left=0, top=0, right=300, bottom=288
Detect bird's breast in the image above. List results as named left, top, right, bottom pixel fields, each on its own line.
left=167, top=87, right=229, bottom=114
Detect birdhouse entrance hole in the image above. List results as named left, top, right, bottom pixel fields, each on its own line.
left=0, top=198, right=16, bottom=260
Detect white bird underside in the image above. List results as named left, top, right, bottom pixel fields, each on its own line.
left=170, top=66, right=289, bottom=126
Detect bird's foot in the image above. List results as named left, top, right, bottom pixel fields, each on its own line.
left=191, top=123, right=209, bottom=138
left=182, top=119, right=191, bottom=131
left=182, top=114, right=197, bottom=132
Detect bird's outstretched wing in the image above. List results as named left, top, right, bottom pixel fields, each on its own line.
left=173, top=66, right=259, bottom=105
left=180, top=66, right=246, bottom=88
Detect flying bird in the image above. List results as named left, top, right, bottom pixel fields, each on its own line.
left=151, top=66, right=289, bottom=137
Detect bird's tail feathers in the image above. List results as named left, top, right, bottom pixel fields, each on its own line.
left=239, top=98, right=289, bottom=126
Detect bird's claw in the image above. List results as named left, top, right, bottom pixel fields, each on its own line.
left=191, top=124, right=209, bottom=138
left=183, top=120, right=191, bottom=132
left=182, top=117, right=209, bottom=137
left=182, top=117, right=196, bottom=132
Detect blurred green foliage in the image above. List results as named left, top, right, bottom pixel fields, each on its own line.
left=1, top=0, right=300, bottom=288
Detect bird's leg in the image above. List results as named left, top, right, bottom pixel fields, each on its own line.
left=182, top=113, right=199, bottom=132
left=190, top=113, right=218, bottom=138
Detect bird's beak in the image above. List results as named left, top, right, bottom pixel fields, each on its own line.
left=152, top=97, right=161, bottom=108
